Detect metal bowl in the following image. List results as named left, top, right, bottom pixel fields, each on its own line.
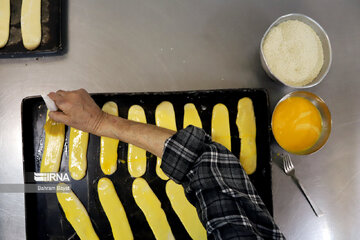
left=271, top=91, right=332, bottom=155
left=260, top=13, right=332, bottom=88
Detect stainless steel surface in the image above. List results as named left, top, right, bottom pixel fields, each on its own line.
left=283, top=153, right=323, bottom=217
left=272, top=91, right=332, bottom=155
left=0, top=0, right=359, bottom=239
left=260, top=13, right=332, bottom=89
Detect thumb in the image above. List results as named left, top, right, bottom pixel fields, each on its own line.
left=48, top=111, right=69, bottom=125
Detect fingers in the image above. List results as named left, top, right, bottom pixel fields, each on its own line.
left=48, top=92, right=65, bottom=111
left=48, top=92, right=62, bottom=102
left=48, top=111, right=69, bottom=125
left=49, top=89, right=74, bottom=112
left=56, top=90, right=66, bottom=96
left=77, top=88, right=88, bottom=94
left=47, top=88, right=90, bottom=116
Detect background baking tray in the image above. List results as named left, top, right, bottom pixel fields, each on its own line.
left=22, top=89, right=273, bottom=240
left=0, top=0, right=67, bottom=58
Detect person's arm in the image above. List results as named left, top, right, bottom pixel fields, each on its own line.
left=48, top=89, right=175, bottom=158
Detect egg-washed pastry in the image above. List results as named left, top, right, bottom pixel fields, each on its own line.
left=166, top=180, right=207, bottom=240
left=40, top=110, right=65, bottom=173
left=69, top=128, right=89, bottom=180
left=21, top=0, right=42, bottom=50
left=127, top=105, right=147, bottom=177
left=183, top=103, right=202, bottom=129
left=155, top=101, right=177, bottom=180
left=211, top=103, right=231, bottom=151
left=98, top=178, right=133, bottom=240
left=179, top=103, right=207, bottom=238
left=100, top=101, right=119, bottom=175
left=132, top=178, right=175, bottom=240
left=0, top=0, right=10, bottom=48
left=57, top=183, right=99, bottom=240
left=236, top=97, right=257, bottom=175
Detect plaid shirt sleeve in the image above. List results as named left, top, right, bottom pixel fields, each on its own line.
left=161, top=126, right=285, bottom=240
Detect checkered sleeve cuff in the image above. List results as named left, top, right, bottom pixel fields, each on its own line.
left=161, top=125, right=208, bottom=183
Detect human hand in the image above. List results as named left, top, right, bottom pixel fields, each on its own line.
left=48, top=89, right=107, bottom=136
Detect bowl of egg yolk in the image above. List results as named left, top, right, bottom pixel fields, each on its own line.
left=272, top=91, right=331, bottom=155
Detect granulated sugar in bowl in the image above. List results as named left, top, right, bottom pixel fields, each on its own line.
left=260, top=13, right=332, bottom=88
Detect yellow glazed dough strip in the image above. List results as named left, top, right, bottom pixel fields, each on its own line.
left=132, top=178, right=175, bottom=240
left=183, top=103, right=202, bottom=129
left=236, top=98, right=257, bottom=175
left=211, top=103, right=231, bottom=151
left=98, top=178, right=133, bottom=240
left=57, top=183, right=99, bottom=240
left=69, top=128, right=89, bottom=180
left=40, top=111, right=65, bottom=173
left=166, top=180, right=207, bottom=240
left=0, top=0, right=10, bottom=48
left=127, top=105, right=147, bottom=177
left=100, top=101, right=119, bottom=175
left=181, top=104, right=207, bottom=238
left=155, top=101, right=177, bottom=180
left=21, top=0, right=41, bottom=50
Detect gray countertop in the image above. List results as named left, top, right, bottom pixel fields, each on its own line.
left=0, top=0, right=359, bottom=239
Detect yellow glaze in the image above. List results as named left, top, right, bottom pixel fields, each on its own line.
left=69, top=128, right=89, bottom=180
left=211, top=104, right=231, bottom=150
left=183, top=103, right=202, bottom=129
left=127, top=105, right=147, bottom=177
left=100, top=102, right=119, bottom=175
left=166, top=180, right=207, bottom=240
left=132, top=178, right=174, bottom=240
left=21, top=0, right=41, bottom=50
left=236, top=98, right=257, bottom=175
left=98, top=178, right=133, bottom=240
left=0, top=0, right=10, bottom=48
left=272, top=96, right=322, bottom=153
left=40, top=111, right=65, bottom=173
left=155, top=101, right=177, bottom=180
left=57, top=183, right=99, bottom=240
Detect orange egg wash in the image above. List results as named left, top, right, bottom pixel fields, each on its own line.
left=272, top=96, right=322, bottom=153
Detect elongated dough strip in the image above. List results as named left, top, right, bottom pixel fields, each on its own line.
left=211, top=103, right=231, bottom=151
left=178, top=105, right=207, bottom=238
left=132, top=178, right=174, bottom=240
left=98, top=178, right=133, bottom=240
left=100, top=101, right=119, bottom=175
left=57, top=183, right=99, bottom=240
left=40, top=111, right=65, bottom=173
left=69, top=128, right=89, bottom=180
left=183, top=103, right=202, bottom=129
left=166, top=180, right=207, bottom=240
left=236, top=97, right=257, bottom=174
left=21, top=0, right=41, bottom=50
left=127, top=105, right=147, bottom=177
left=0, top=0, right=10, bottom=48
left=155, top=101, right=177, bottom=180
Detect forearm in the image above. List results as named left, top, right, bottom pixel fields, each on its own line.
left=100, top=114, right=176, bottom=158
left=47, top=89, right=175, bottom=158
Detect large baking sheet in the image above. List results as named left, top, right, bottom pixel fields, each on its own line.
left=0, top=0, right=67, bottom=58
left=22, top=89, right=273, bottom=239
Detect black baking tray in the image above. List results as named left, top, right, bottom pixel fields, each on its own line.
left=0, top=0, right=67, bottom=58
left=22, top=89, right=273, bottom=240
